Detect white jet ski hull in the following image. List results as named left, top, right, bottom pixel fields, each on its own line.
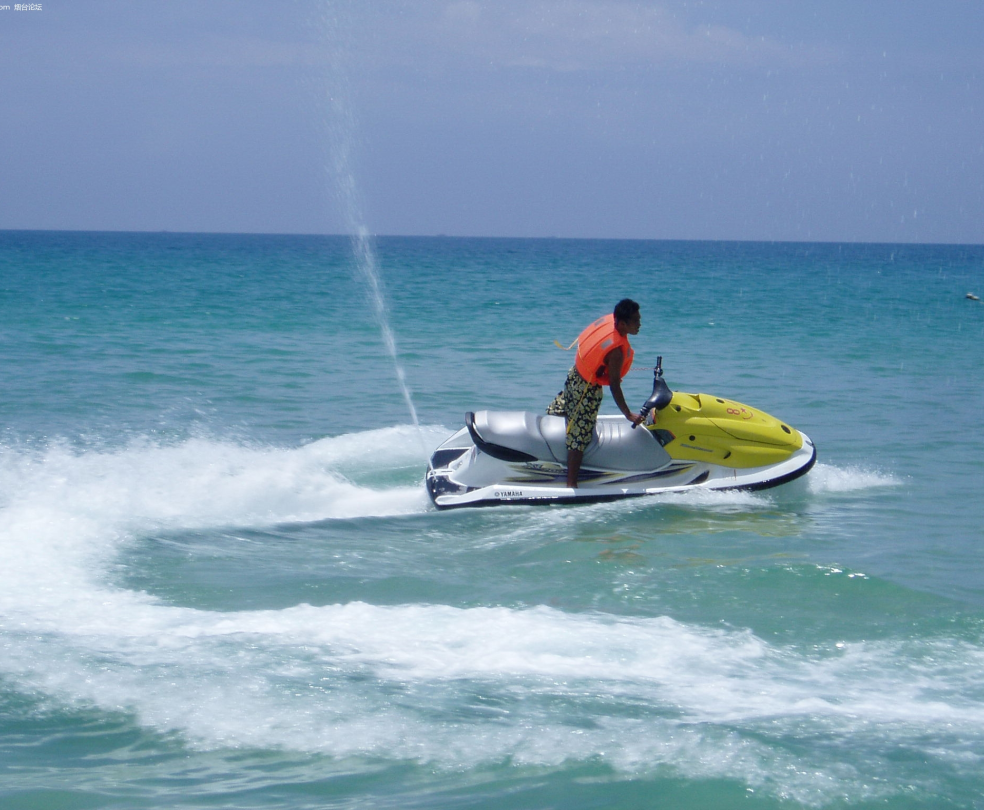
left=426, top=413, right=816, bottom=510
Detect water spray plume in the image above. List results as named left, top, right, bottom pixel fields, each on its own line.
left=321, top=3, right=420, bottom=433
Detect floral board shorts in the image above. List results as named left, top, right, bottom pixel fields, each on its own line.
left=546, top=366, right=604, bottom=453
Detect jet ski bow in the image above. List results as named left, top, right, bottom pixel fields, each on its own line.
left=426, top=358, right=816, bottom=509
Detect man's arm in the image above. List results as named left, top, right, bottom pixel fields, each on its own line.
left=605, top=347, right=644, bottom=425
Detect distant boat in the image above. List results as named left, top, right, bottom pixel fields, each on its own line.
left=967, top=293, right=980, bottom=301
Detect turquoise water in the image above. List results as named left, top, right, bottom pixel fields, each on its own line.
left=1, top=231, right=983, bottom=809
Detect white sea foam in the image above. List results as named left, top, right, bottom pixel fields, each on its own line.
left=0, top=431, right=979, bottom=805
left=653, top=486, right=774, bottom=509
left=0, top=430, right=434, bottom=609
left=806, top=462, right=902, bottom=494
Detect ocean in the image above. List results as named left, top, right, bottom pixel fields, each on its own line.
left=1, top=230, right=983, bottom=809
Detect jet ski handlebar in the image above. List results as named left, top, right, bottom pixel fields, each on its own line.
left=633, top=356, right=673, bottom=429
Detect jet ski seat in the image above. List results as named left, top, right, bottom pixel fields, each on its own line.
left=585, top=416, right=672, bottom=471
left=467, top=411, right=565, bottom=463
left=466, top=411, right=671, bottom=471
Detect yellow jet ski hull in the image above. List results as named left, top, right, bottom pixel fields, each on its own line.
left=649, top=391, right=804, bottom=469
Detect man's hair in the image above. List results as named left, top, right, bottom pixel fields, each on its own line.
left=613, top=298, right=640, bottom=323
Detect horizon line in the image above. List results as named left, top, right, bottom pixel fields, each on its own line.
left=1, top=228, right=982, bottom=249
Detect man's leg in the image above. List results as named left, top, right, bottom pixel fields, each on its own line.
left=566, top=449, right=584, bottom=488
left=565, top=378, right=603, bottom=489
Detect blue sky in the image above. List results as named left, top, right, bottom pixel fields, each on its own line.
left=2, top=1, right=982, bottom=242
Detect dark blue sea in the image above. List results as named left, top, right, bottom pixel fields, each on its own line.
left=1, top=231, right=983, bottom=808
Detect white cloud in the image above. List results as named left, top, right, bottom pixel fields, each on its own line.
left=55, top=2, right=832, bottom=79
left=421, top=1, right=835, bottom=72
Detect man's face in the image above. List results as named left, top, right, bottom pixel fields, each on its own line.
left=622, top=311, right=641, bottom=335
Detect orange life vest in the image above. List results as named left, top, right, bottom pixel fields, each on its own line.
left=574, top=314, right=633, bottom=386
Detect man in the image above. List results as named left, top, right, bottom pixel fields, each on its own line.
left=547, top=299, right=644, bottom=488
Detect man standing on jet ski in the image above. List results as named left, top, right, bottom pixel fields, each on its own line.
left=548, top=299, right=645, bottom=487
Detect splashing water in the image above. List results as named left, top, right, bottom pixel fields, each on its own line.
left=349, top=226, right=420, bottom=431
left=321, top=4, right=420, bottom=431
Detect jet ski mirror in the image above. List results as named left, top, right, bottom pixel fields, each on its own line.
left=634, top=356, right=673, bottom=428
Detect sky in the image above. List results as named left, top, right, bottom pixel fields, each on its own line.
left=1, top=1, right=982, bottom=243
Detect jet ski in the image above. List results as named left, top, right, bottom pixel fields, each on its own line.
left=426, top=358, right=816, bottom=509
